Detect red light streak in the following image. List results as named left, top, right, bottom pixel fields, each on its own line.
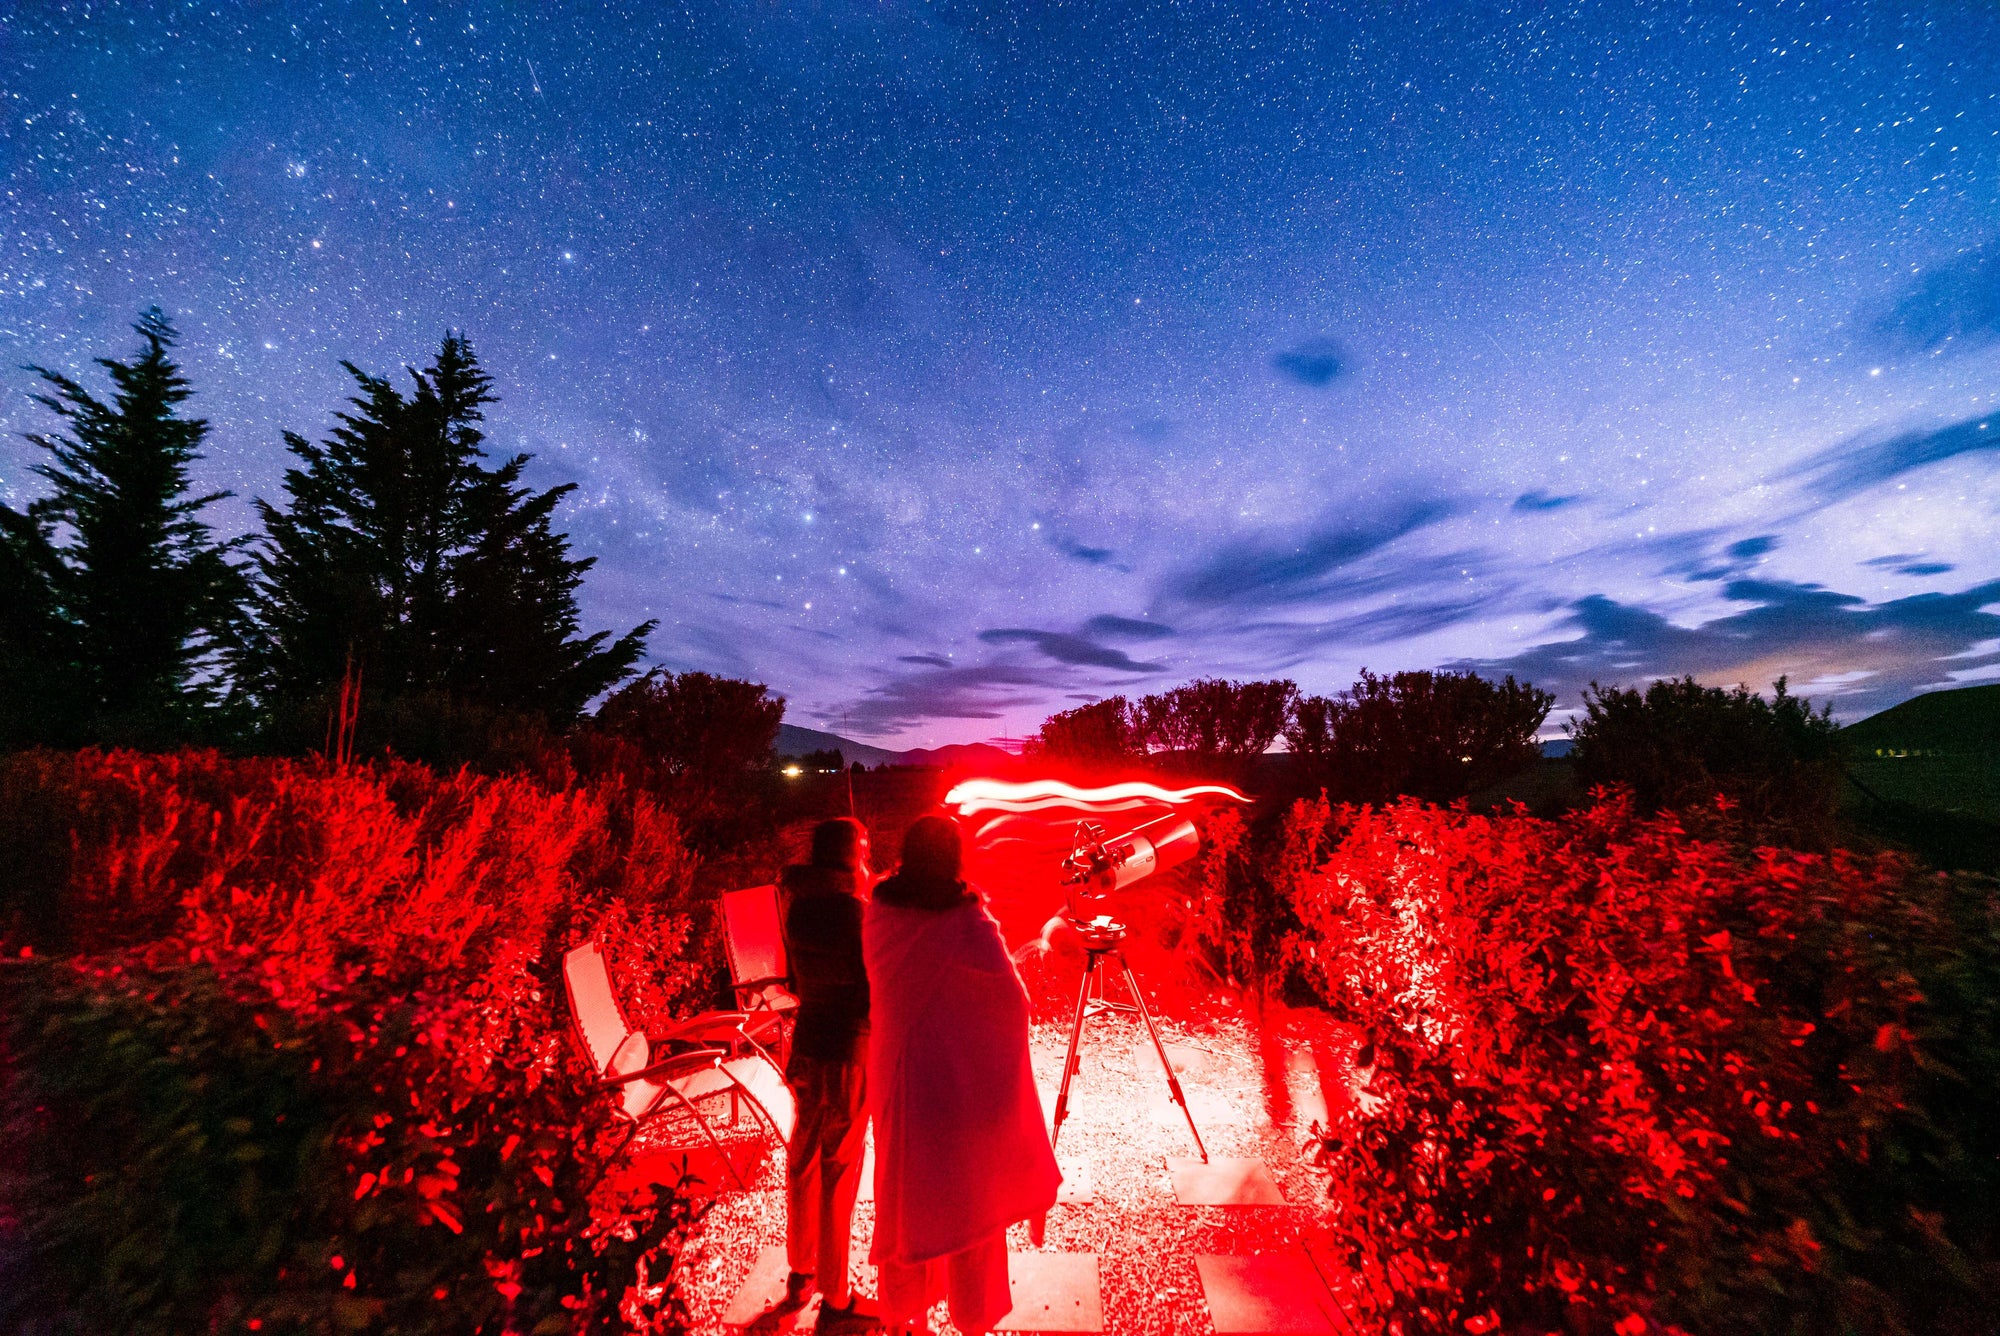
left=944, top=777, right=1248, bottom=818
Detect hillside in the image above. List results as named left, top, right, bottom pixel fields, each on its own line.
left=1841, top=683, right=2000, bottom=756
left=775, top=724, right=1015, bottom=772
left=774, top=724, right=902, bottom=768
left=1841, top=684, right=2000, bottom=869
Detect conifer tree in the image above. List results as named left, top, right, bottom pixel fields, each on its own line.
left=1, top=309, right=246, bottom=748
left=249, top=333, right=652, bottom=755
left=0, top=506, right=77, bottom=748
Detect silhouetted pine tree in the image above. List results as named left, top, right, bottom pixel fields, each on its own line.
left=1, top=309, right=247, bottom=748
left=248, top=333, right=652, bottom=758
left=0, top=506, right=77, bottom=749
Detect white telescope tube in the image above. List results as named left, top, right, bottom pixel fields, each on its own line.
left=1073, top=812, right=1201, bottom=893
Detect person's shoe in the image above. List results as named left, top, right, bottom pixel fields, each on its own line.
left=813, top=1293, right=881, bottom=1332
left=782, top=1271, right=817, bottom=1309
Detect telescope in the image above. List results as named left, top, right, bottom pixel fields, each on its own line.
left=1049, top=809, right=1210, bottom=1161
left=1059, top=812, right=1199, bottom=908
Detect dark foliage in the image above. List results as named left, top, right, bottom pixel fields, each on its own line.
left=1569, top=675, right=1843, bottom=844
left=1022, top=680, right=1298, bottom=780
left=247, top=334, right=652, bottom=760
left=579, top=669, right=786, bottom=853
left=0, top=960, right=701, bottom=1336
left=1023, top=696, right=1139, bottom=768
left=0, top=310, right=248, bottom=749
left=1286, top=669, right=1553, bottom=804
left=0, top=505, right=74, bottom=747
left=1132, top=678, right=1298, bottom=767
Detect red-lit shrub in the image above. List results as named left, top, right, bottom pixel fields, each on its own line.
left=1178, top=801, right=1289, bottom=989
left=1282, top=795, right=2000, bottom=1335
left=0, top=749, right=714, bottom=1334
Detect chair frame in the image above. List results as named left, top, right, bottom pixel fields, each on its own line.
left=719, top=883, right=798, bottom=1066
left=562, top=943, right=792, bottom=1192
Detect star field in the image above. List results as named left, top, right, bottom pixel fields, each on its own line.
left=4, top=1, right=1999, bottom=743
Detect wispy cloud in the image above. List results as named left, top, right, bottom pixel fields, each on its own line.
left=1872, top=241, right=2000, bottom=353
left=1512, top=490, right=1579, bottom=512
left=710, top=591, right=791, bottom=612
left=1671, top=533, right=1782, bottom=583
left=1456, top=577, right=2000, bottom=719
left=1221, top=596, right=1502, bottom=672
left=1041, top=530, right=1127, bottom=570
left=978, top=627, right=1166, bottom=672
left=1782, top=411, right=1999, bottom=502
left=830, top=661, right=1059, bottom=735
left=1166, top=498, right=1459, bottom=609
left=1864, top=554, right=1956, bottom=577
left=1083, top=614, right=1174, bottom=640
left=1271, top=338, right=1347, bottom=387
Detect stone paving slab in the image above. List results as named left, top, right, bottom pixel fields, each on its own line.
left=1196, top=1249, right=1339, bottom=1335
left=1155, top=1040, right=1218, bottom=1078
left=1056, top=1151, right=1094, bottom=1204
left=994, top=1252, right=1105, bottom=1332
left=721, top=1244, right=816, bottom=1331
left=1290, top=1073, right=1330, bottom=1129
left=1167, top=1155, right=1288, bottom=1206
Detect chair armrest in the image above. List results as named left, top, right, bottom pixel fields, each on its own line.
left=599, top=1047, right=727, bottom=1087
left=655, top=1012, right=753, bottom=1045
left=738, top=984, right=799, bottom=1013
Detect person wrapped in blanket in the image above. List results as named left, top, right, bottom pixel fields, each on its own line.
left=865, top=815, right=1062, bottom=1335
left=777, top=817, right=879, bottom=1330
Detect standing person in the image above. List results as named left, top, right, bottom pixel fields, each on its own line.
left=865, top=815, right=1062, bottom=1336
left=778, top=817, right=878, bottom=1330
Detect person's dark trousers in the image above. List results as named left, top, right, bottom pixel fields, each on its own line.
left=786, top=1045, right=868, bottom=1306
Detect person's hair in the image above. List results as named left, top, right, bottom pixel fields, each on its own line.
left=898, top=814, right=962, bottom=882
left=810, top=817, right=866, bottom=870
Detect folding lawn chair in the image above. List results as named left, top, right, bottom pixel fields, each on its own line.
left=720, top=883, right=797, bottom=1065
left=562, top=941, right=795, bottom=1191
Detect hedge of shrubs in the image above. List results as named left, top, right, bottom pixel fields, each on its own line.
left=0, top=749, right=713, bottom=1335
left=1264, top=794, right=2000, bottom=1336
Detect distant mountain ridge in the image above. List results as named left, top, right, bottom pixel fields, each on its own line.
left=775, top=723, right=1015, bottom=771
left=775, top=724, right=902, bottom=767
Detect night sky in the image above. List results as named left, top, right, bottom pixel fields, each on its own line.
left=6, top=2, right=1999, bottom=746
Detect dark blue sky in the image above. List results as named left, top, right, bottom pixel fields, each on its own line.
left=5, top=2, right=1998, bottom=744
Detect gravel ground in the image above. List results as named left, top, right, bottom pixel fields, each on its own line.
left=668, top=974, right=1356, bottom=1335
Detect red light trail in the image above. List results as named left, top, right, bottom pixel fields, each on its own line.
left=944, top=777, right=1248, bottom=819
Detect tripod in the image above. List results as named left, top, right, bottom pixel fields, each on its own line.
left=1048, top=914, right=1208, bottom=1162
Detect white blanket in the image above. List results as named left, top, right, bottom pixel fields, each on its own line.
left=865, top=896, right=1062, bottom=1266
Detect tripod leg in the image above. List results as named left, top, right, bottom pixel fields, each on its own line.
left=1050, top=953, right=1095, bottom=1151
left=1119, top=954, right=1208, bottom=1163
